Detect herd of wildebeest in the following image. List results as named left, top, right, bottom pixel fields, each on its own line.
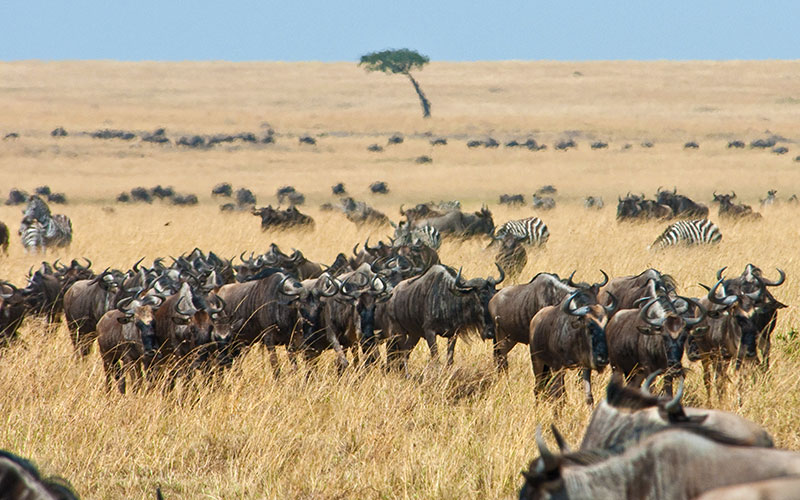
left=0, top=179, right=796, bottom=498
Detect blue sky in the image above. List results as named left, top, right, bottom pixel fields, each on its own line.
left=2, top=1, right=798, bottom=61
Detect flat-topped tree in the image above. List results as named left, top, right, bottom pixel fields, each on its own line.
left=359, top=48, right=431, bottom=118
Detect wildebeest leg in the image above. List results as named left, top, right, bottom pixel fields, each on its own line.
left=446, top=336, right=456, bottom=366
left=493, top=334, right=514, bottom=372
left=701, top=358, right=713, bottom=401
left=716, top=358, right=730, bottom=401
left=263, top=332, right=281, bottom=378
left=325, top=328, right=350, bottom=372
left=758, top=330, right=771, bottom=373
left=548, top=370, right=565, bottom=401
left=581, top=369, right=594, bottom=406
left=385, top=333, right=406, bottom=372
left=424, top=328, right=439, bottom=363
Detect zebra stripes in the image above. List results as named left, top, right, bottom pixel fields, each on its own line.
left=19, top=196, right=72, bottom=252
left=410, top=225, right=441, bottom=249
left=493, top=217, right=549, bottom=246
left=651, top=219, right=722, bottom=250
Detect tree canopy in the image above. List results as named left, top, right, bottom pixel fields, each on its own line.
left=359, top=49, right=429, bottom=75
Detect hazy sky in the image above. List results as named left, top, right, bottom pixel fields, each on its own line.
left=3, top=1, right=798, bottom=61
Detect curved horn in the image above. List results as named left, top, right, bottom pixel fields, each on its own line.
left=175, top=296, right=195, bottom=316
left=0, top=281, right=18, bottom=299
left=603, top=292, right=618, bottom=316
left=682, top=297, right=706, bottom=326
left=760, top=268, right=785, bottom=287
left=81, top=257, right=92, bottom=269
left=352, top=243, right=360, bottom=257
left=278, top=275, right=302, bottom=296
left=715, top=266, right=727, bottom=281
left=365, top=237, right=378, bottom=252
left=489, top=262, right=505, bottom=286
left=640, top=297, right=667, bottom=327
left=116, top=296, right=136, bottom=312
left=371, top=274, right=387, bottom=294
left=132, top=257, right=145, bottom=273
left=595, top=269, right=609, bottom=288
left=453, top=267, right=472, bottom=291
left=320, top=274, right=340, bottom=297
left=52, top=258, right=65, bottom=271
left=206, top=294, right=225, bottom=314
left=663, top=377, right=685, bottom=415
left=561, top=291, right=590, bottom=317
left=566, top=270, right=577, bottom=287
left=641, top=369, right=663, bottom=395
left=535, top=426, right=559, bottom=473
left=399, top=204, right=406, bottom=216
left=142, top=294, right=164, bottom=308
left=708, top=279, right=738, bottom=307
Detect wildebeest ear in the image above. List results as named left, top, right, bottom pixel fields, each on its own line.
left=117, top=316, right=132, bottom=324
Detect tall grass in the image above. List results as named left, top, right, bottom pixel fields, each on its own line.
left=0, top=61, right=798, bottom=499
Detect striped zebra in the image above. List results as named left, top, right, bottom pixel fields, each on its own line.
left=393, top=222, right=441, bottom=249
left=493, top=217, right=549, bottom=246
left=19, top=196, right=72, bottom=252
left=651, top=219, right=722, bottom=250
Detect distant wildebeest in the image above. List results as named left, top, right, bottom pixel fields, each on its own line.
left=528, top=281, right=615, bottom=404
left=252, top=205, right=314, bottom=231
left=531, top=194, right=556, bottom=210
left=712, top=192, right=761, bottom=220
left=369, top=181, right=389, bottom=194
left=51, top=127, right=67, bottom=137
left=387, top=134, right=404, bottom=145
left=773, top=146, right=788, bottom=155
left=590, top=141, right=608, bottom=149
left=499, top=194, right=525, bottom=206
left=650, top=219, right=722, bottom=249
left=728, top=140, right=745, bottom=148
left=414, top=155, right=432, bottom=164
left=536, top=185, right=557, bottom=195
left=96, top=294, right=163, bottom=393
left=298, top=135, right=316, bottom=145
left=583, top=196, right=604, bottom=209
left=142, top=128, right=169, bottom=144
left=64, top=270, right=123, bottom=356
left=554, top=139, right=576, bottom=151
left=684, top=140, right=700, bottom=149
left=5, top=188, right=29, bottom=205
left=0, top=221, right=8, bottom=253
left=409, top=206, right=494, bottom=238
left=211, top=183, right=233, bottom=197
left=383, top=264, right=504, bottom=368
left=331, top=182, right=346, bottom=195
left=367, top=143, right=383, bottom=152
left=656, top=187, right=709, bottom=218
left=490, top=271, right=609, bottom=373
left=430, top=137, right=447, bottom=146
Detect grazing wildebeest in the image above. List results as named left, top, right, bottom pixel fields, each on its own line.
left=583, top=196, right=604, bottom=209
left=370, top=181, right=388, bottom=194
left=554, top=139, right=576, bottom=151
left=655, top=187, right=709, bottom=218
left=331, top=182, right=346, bottom=195
left=529, top=286, right=615, bottom=405
left=531, top=194, right=555, bottom=210
left=64, top=270, right=123, bottom=356
left=494, top=234, right=527, bottom=280
left=367, top=143, right=383, bottom=152
left=499, top=194, right=525, bottom=206
left=616, top=193, right=671, bottom=221
left=96, top=294, right=163, bottom=393
left=579, top=373, right=773, bottom=453
left=490, top=271, right=608, bottom=372
left=0, top=221, right=9, bottom=253
left=751, top=137, right=777, bottom=149
left=590, top=141, right=608, bottom=149
left=298, top=135, right=316, bottom=145
left=252, top=205, right=314, bottom=231
left=684, top=140, right=700, bottom=148
left=606, top=295, right=705, bottom=396
left=334, top=197, right=389, bottom=226
left=712, top=192, right=761, bottom=220
left=384, top=264, right=504, bottom=369
left=519, top=425, right=800, bottom=500
left=728, top=140, right=746, bottom=148
left=409, top=206, right=494, bottom=238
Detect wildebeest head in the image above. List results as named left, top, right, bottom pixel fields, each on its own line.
left=171, top=283, right=224, bottom=358
left=638, top=296, right=706, bottom=374
left=338, top=267, right=392, bottom=340
left=616, top=193, right=642, bottom=220
left=466, top=206, right=495, bottom=235
left=561, top=289, right=615, bottom=370
left=117, top=294, right=164, bottom=356
left=279, top=273, right=339, bottom=342
left=566, top=270, right=609, bottom=296
left=450, top=264, right=505, bottom=339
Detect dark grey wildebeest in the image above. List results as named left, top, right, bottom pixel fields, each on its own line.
left=383, top=264, right=503, bottom=369
left=408, top=206, right=494, bottom=238
left=63, top=269, right=123, bottom=356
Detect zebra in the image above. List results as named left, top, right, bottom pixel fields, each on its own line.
left=492, top=217, right=549, bottom=247
left=19, top=196, right=72, bottom=252
left=392, top=222, right=441, bottom=249
left=650, top=219, right=722, bottom=250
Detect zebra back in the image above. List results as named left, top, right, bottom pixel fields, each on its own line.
left=651, top=219, right=722, bottom=249
left=494, top=217, right=549, bottom=246
left=410, top=225, right=441, bottom=249
left=19, top=219, right=45, bottom=253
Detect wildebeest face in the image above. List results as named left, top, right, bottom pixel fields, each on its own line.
left=584, top=307, right=609, bottom=370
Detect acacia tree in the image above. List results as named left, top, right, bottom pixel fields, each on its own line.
left=359, top=48, right=431, bottom=118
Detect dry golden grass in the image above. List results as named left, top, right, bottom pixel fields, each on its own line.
left=0, top=61, right=799, bottom=499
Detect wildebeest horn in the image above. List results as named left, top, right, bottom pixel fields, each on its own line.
left=352, top=243, right=360, bottom=256
left=595, top=270, right=609, bottom=288
left=0, top=281, right=18, bottom=298
left=371, top=275, right=387, bottom=294
left=641, top=297, right=667, bottom=327
left=81, top=257, right=92, bottom=269
left=715, top=266, right=727, bottom=281
left=731, top=191, right=736, bottom=199
left=399, top=204, right=406, bottom=216
left=489, top=262, right=505, bottom=286
left=116, top=296, right=135, bottom=312
left=287, top=249, right=303, bottom=263
left=206, top=294, right=225, bottom=314
left=566, top=270, right=577, bottom=287
left=550, top=425, right=572, bottom=454
left=319, top=274, right=340, bottom=297
left=278, top=275, right=302, bottom=296
left=561, top=291, right=590, bottom=317
left=682, top=297, right=705, bottom=326
left=535, top=426, right=559, bottom=473
left=664, top=377, right=685, bottom=415
left=641, top=369, right=663, bottom=395
left=697, top=283, right=711, bottom=291
left=175, top=296, right=195, bottom=316
left=52, top=258, right=65, bottom=271
left=132, top=257, right=145, bottom=273
left=603, top=292, right=618, bottom=315
left=708, top=279, right=738, bottom=307
left=760, top=268, right=785, bottom=287
left=142, top=294, right=164, bottom=308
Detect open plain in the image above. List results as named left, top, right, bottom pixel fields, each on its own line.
left=1, top=61, right=800, bottom=499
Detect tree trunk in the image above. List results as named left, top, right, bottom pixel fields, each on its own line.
left=406, top=72, right=431, bottom=118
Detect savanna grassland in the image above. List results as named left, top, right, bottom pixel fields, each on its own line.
left=1, top=60, right=800, bottom=499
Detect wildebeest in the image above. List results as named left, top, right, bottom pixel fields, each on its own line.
left=51, top=127, right=67, bottom=137
left=616, top=193, right=671, bottom=221
left=334, top=197, right=389, bottom=226
left=430, top=137, right=447, bottom=146
left=499, top=194, right=525, bottom=206
left=531, top=194, right=555, bottom=210
left=579, top=373, right=773, bottom=453
left=0, top=281, right=27, bottom=346
left=712, top=192, right=761, bottom=220
left=398, top=201, right=458, bottom=225
left=367, top=143, right=384, bottom=152
left=5, top=188, right=29, bottom=206
left=606, top=294, right=705, bottom=396
left=0, top=449, right=80, bottom=500
left=529, top=285, right=615, bottom=404
left=685, top=140, right=700, bottom=148
left=408, top=206, right=494, bottom=238
left=64, top=270, right=123, bottom=356
left=494, top=234, right=527, bottom=280
left=583, top=196, right=604, bottom=209
left=598, top=268, right=677, bottom=312
left=331, top=182, right=346, bottom=195
left=387, top=134, right=404, bottom=145
left=519, top=426, right=800, bottom=500
left=211, top=183, right=233, bottom=197
left=252, top=205, right=314, bottom=231
left=236, top=188, right=257, bottom=207
left=590, top=141, right=608, bottom=149
left=655, top=187, right=709, bottom=218
left=369, top=181, right=389, bottom=194
left=771, top=145, right=787, bottom=154
left=298, top=135, right=316, bottom=145
left=554, top=139, right=576, bottom=151
left=728, top=140, right=745, bottom=148
left=0, top=221, right=8, bottom=253
left=490, top=271, right=608, bottom=372
left=751, top=137, right=777, bottom=149
left=96, top=294, right=163, bottom=393
left=383, top=264, right=504, bottom=368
